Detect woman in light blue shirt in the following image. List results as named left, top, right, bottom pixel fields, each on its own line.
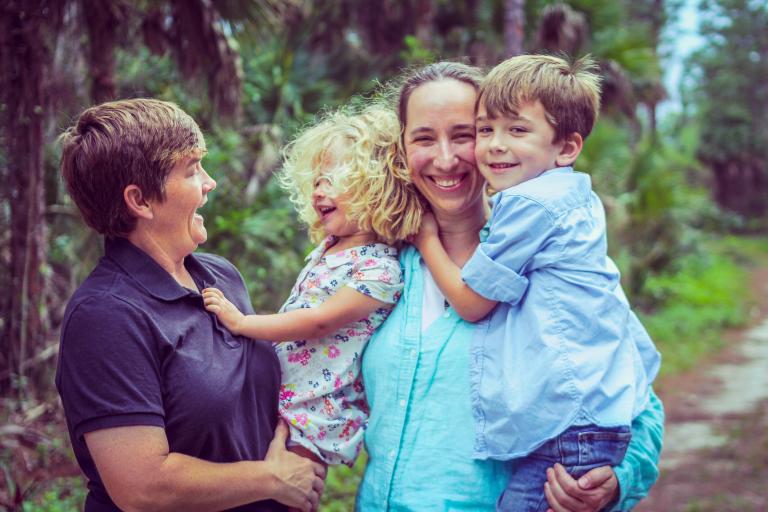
left=357, top=62, right=664, bottom=511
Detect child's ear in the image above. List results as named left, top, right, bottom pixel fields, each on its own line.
left=124, top=184, right=154, bottom=220
left=555, top=132, right=583, bottom=167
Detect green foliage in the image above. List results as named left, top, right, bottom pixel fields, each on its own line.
left=320, top=451, right=367, bottom=511
left=687, top=0, right=768, bottom=216
left=640, top=247, right=748, bottom=375
left=6, top=1, right=768, bottom=509
left=22, top=480, right=85, bottom=512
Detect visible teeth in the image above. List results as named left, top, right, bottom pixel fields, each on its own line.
left=431, top=176, right=462, bottom=187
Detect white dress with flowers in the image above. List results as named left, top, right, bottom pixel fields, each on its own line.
left=275, top=236, right=403, bottom=466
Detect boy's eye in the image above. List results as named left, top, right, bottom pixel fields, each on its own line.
left=477, top=126, right=492, bottom=134
left=510, top=126, right=528, bottom=134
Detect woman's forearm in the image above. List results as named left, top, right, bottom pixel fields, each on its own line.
left=86, top=424, right=323, bottom=512
left=118, top=455, right=279, bottom=512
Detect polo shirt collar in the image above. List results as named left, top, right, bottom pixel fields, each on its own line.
left=104, top=237, right=217, bottom=300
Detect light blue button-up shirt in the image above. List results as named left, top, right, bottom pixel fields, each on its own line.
left=462, top=167, right=661, bottom=459
left=358, top=244, right=665, bottom=511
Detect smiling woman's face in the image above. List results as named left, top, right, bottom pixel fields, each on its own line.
left=403, top=79, right=486, bottom=221
left=146, top=153, right=216, bottom=258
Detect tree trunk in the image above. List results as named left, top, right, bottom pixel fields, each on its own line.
left=81, top=0, right=122, bottom=104
left=504, top=0, right=525, bottom=57
left=0, top=0, right=48, bottom=398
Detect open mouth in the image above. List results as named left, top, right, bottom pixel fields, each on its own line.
left=316, top=205, right=337, bottom=219
left=428, top=174, right=467, bottom=190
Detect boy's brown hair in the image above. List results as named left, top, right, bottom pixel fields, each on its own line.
left=478, top=54, right=602, bottom=142
left=59, top=98, right=205, bottom=238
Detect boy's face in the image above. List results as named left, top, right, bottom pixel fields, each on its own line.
left=475, top=100, right=574, bottom=191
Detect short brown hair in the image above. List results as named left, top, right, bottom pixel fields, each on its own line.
left=479, top=54, right=601, bottom=142
left=59, top=99, right=205, bottom=237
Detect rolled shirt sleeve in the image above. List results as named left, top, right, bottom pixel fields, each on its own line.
left=462, top=195, right=557, bottom=304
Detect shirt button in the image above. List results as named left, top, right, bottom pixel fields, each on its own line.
left=399, top=399, right=406, bottom=407
left=410, top=349, right=417, bottom=358
left=389, top=449, right=396, bottom=458
left=443, top=311, right=450, bottom=318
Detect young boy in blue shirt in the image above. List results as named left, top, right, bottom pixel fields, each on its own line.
left=415, top=54, right=661, bottom=511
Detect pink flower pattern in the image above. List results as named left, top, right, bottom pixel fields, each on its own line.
left=274, top=237, right=403, bottom=466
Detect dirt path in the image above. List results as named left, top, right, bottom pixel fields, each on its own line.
left=635, top=266, right=768, bottom=511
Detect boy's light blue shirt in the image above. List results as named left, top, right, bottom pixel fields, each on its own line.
left=358, top=244, right=665, bottom=511
left=462, top=166, right=661, bottom=459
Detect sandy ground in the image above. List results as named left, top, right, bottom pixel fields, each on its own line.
left=636, top=267, right=768, bottom=511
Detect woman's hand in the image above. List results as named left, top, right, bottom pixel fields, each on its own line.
left=265, top=422, right=326, bottom=512
left=544, top=463, right=618, bottom=512
left=413, top=211, right=439, bottom=253
left=202, top=287, right=245, bottom=335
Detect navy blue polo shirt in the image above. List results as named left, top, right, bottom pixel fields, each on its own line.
left=56, top=237, right=285, bottom=511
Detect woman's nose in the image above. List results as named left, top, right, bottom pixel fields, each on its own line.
left=433, top=141, right=458, bottom=171
left=202, top=167, right=217, bottom=192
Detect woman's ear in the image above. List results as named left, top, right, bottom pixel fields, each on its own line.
left=555, top=132, right=583, bottom=167
left=123, top=185, right=154, bottom=220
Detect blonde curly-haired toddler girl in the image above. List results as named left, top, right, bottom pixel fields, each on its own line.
left=204, top=105, right=422, bottom=467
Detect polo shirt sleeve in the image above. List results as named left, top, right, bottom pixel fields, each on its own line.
left=347, top=255, right=404, bottom=304
left=461, top=195, right=555, bottom=304
left=610, top=387, right=665, bottom=511
left=58, top=295, right=165, bottom=441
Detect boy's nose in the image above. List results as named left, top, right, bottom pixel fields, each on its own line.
left=489, top=133, right=507, bottom=153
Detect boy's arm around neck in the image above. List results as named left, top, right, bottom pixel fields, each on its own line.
left=416, top=230, right=497, bottom=323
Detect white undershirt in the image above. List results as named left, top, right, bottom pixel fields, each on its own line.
left=421, top=261, right=449, bottom=332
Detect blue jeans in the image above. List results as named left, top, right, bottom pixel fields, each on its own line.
left=497, top=424, right=631, bottom=512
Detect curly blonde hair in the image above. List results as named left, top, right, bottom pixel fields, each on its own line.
left=278, top=105, right=423, bottom=246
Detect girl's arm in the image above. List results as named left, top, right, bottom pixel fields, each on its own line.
left=202, top=287, right=387, bottom=341
left=414, top=213, right=497, bottom=322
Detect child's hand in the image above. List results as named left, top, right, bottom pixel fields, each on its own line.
left=202, top=287, right=245, bottom=335
left=413, top=212, right=439, bottom=252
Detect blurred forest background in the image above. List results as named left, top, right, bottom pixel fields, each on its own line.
left=1, top=0, right=767, bottom=510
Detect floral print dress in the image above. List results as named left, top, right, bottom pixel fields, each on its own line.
left=276, top=236, right=403, bottom=466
